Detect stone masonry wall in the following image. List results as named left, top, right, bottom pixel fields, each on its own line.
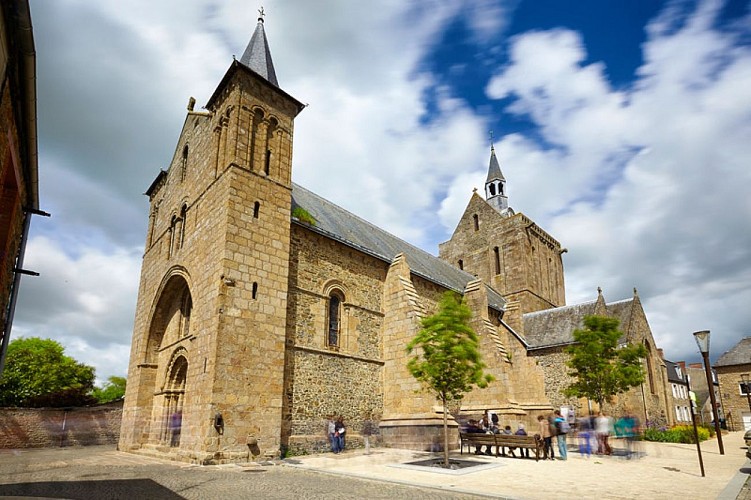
left=283, top=226, right=386, bottom=453
left=716, top=365, right=751, bottom=432
left=121, top=65, right=302, bottom=463
left=0, top=402, right=123, bottom=449
left=438, top=193, right=565, bottom=314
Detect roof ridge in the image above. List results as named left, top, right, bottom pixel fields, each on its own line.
left=523, top=299, right=597, bottom=318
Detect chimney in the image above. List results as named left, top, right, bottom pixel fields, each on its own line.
left=677, top=361, right=686, bottom=371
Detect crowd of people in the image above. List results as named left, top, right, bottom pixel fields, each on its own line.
left=464, top=409, right=644, bottom=461
left=326, top=409, right=643, bottom=458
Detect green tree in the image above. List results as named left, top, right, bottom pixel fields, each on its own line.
left=406, top=292, right=493, bottom=467
left=91, top=376, right=126, bottom=404
left=0, top=337, right=96, bottom=407
left=563, top=315, right=648, bottom=409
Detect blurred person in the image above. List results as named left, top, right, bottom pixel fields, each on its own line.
left=169, top=409, right=182, bottom=447
left=513, top=423, right=529, bottom=458
left=362, top=413, right=376, bottom=455
left=577, top=414, right=592, bottom=458
left=595, top=411, right=613, bottom=455
left=538, top=414, right=554, bottom=460
left=554, top=410, right=569, bottom=460
left=327, top=415, right=339, bottom=453
left=335, top=416, right=346, bottom=452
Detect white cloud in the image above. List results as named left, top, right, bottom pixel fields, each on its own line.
left=18, top=0, right=751, bottom=385
left=485, top=0, right=751, bottom=361
left=13, top=236, right=141, bottom=384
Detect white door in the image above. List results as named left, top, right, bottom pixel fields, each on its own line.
left=742, top=412, right=751, bottom=431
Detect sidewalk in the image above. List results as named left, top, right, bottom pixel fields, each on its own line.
left=0, top=431, right=747, bottom=499
left=288, top=431, right=750, bottom=499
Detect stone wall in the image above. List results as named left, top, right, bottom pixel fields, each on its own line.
left=283, top=226, right=386, bottom=453
left=438, top=193, right=566, bottom=313
left=0, top=402, right=122, bottom=449
left=120, top=63, right=303, bottom=463
left=716, top=365, right=750, bottom=432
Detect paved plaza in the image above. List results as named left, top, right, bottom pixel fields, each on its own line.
left=0, top=431, right=749, bottom=499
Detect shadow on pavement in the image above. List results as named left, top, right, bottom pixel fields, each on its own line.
left=0, top=478, right=184, bottom=500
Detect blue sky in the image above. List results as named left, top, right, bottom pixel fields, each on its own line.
left=15, top=0, right=751, bottom=383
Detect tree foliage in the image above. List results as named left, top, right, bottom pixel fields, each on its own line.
left=563, top=315, right=647, bottom=408
left=91, top=376, right=127, bottom=404
left=0, top=337, right=96, bottom=407
left=406, top=292, right=493, bottom=466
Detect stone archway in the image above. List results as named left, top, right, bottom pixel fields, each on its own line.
left=161, top=351, right=188, bottom=447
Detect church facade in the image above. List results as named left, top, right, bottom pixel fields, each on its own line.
left=119, top=16, right=671, bottom=463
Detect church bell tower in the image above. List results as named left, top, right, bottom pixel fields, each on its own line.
left=120, top=11, right=305, bottom=463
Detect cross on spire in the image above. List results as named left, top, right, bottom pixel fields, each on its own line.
left=258, top=6, right=265, bottom=22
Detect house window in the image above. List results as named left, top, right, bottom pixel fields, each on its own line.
left=252, top=282, right=258, bottom=299
left=493, top=246, right=500, bottom=275
left=264, top=150, right=271, bottom=175
left=327, top=290, right=344, bottom=349
left=253, top=201, right=260, bottom=218
left=473, top=214, right=479, bottom=231
left=740, top=383, right=751, bottom=396
left=458, top=259, right=464, bottom=271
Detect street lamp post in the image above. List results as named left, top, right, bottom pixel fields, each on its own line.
left=693, top=330, right=725, bottom=455
left=686, top=374, right=705, bottom=477
left=741, top=374, right=751, bottom=429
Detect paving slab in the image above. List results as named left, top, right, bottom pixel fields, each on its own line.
left=0, top=431, right=747, bottom=499
left=289, top=431, right=750, bottom=499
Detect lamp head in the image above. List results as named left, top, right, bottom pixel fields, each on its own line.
left=693, top=330, right=711, bottom=354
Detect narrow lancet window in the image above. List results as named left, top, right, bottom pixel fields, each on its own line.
left=327, top=291, right=343, bottom=348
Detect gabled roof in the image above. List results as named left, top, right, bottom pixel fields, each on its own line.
left=239, top=17, right=278, bottom=86
left=665, top=360, right=687, bottom=384
left=714, top=337, right=751, bottom=367
left=523, top=297, right=635, bottom=349
left=290, top=183, right=505, bottom=312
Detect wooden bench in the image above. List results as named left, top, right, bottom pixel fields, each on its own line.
left=459, top=432, right=543, bottom=461
left=459, top=432, right=501, bottom=457
left=494, top=434, right=543, bottom=461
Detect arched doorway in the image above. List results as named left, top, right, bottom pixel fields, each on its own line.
left=161, top=352, right=187, bottom=447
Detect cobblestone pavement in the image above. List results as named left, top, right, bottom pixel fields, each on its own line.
left=0, top=446, right=490, bottom=500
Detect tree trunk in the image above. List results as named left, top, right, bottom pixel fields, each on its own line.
left=442, top=396, right=450, bottom=467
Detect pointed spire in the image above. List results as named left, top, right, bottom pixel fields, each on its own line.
left=484, top=138, right=511, bottom=216
left=239, top=7, right=279, bottom=87
left=485, top=145, right=505, bottom=183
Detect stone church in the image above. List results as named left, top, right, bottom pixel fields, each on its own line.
left=119, top=15, right=671, bottom=463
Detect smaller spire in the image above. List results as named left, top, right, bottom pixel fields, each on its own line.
left=484, top=140, right=510, bottom=215
left=239, top=7, right=279, bottom=86
left=485, top=145, right=505, bottom=183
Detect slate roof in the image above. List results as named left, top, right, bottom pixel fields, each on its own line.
left=290, top=183, right=506, bottom=312
left=523, top=298, right=635, bottom=349
left=239, top=17, right=278, bottom=86
left=485, top=145, right=505, bottom=183
left=665, top=360, right=687, bottom=384
left=714, top=337, right=751, bottom=367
